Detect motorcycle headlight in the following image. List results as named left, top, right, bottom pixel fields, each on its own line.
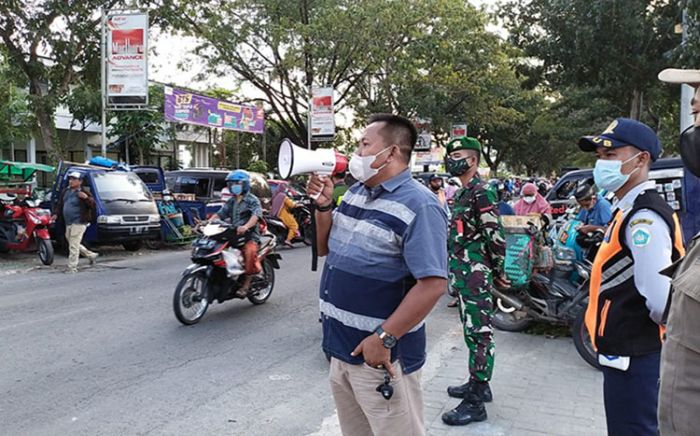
left=554, top=247, right=576, bottom=262
left=29, top=215, right=42, bottom=224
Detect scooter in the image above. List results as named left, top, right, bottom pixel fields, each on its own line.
left=265, top=198, right=313, bottom=247
left=173, top=221, right=281, bottom=325
left=492, top=218, right=604, bottom=369
left=0, top=196, right=54, bottom=265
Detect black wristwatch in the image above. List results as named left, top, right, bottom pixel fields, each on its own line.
left=316, top=202, right=333, bottom=212
left=374, top=326, right=397, bottom=349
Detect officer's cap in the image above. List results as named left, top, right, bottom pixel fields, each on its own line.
left=578, top=118, right=662, bottom=161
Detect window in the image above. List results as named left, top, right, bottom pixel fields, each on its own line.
left=175, top=176, right=210, bottom=198
left=212, top=176, right=227, bottom=199
left=136, top=170, right=160, bottom=184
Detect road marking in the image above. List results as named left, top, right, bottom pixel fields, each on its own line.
left=0, top=306, right=96, bottom=333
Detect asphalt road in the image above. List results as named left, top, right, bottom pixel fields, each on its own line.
left=0, top=246, right=456, bottom=436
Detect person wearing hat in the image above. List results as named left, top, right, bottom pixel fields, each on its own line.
left=657, top=68, right=700, bottom=436
left=428, top=173, right=447, bottom=207
left=574, top=183, right=613, bottom=234
left=52, top=170, right=98, bottom=273
left=579, top=118, right=686, bottom=435
left=441, top=136, right=509, bottom=426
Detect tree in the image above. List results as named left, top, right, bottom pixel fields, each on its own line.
left=0, top=49, right=34, bottom=158
left=0, top=1, right=129, bottom=162
left=109, top=85, right=173, bottom=165
left=500, top=0, right=680, bottom=125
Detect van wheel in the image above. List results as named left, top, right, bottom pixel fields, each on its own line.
left=123, top=241, right=142, bottom=252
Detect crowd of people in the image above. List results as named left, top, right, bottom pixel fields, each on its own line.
left=302, top=65, right=699, bottom=435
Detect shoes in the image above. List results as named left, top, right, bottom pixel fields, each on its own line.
left=441, top=398, right=487, bottom=426
left=447, top=297, right=459, bottom=308
left=88, top=253, right=99, bottom=265
left=65, top=268, right=78, bottom=274
left=447, top=380, right=493, bottom=402
left=283, top=240, right=294, bottom=248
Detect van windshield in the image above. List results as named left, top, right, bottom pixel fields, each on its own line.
left=93, top=172, right=153, bottom=202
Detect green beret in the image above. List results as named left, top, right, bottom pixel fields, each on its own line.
left=446, top=136, right=481, bottom=154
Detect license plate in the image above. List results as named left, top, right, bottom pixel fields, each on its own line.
left=129, top=226, right=147, bottom=235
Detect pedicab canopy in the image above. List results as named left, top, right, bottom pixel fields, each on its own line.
left=0, top=160, right=55, bottom=183
left=0, top=161, right=55, bottom=196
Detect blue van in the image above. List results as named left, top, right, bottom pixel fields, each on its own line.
left=48, top=161, right=161, bottom=251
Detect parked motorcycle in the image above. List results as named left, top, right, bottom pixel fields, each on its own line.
left=173, top=221, right=282, bottom=325
left=0, top=196, right=54, bottom=265
left=493, top=219, right=604, bottom=369
left=265, top=197, right=313, bottom=247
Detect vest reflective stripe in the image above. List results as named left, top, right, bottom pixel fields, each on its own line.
left=585, top=210, right=624, bottom=349
left=600, top=265, right=635, bottom=292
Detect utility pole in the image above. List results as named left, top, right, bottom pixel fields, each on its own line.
left=100, top=7, right=107, bottom=157
left=681, top=7, right=694, bottom=132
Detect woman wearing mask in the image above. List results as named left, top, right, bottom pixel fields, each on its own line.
left=513, top=182, right=550, bottom=216
left=270, top=185, right=299, bottom=247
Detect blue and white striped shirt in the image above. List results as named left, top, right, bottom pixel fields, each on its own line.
left=320, top=168, right=448, bottom=374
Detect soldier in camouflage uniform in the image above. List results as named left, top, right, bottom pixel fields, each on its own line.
left=441, top=136, right=508, bottom=426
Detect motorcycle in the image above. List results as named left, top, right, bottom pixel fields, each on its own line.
left=0, top=196, right=54, bottom=265
left=492, top=217, right=604, bottom=369
left=173, top=221, right=282, bottom=325
left=265, top=197, right=313, bottom=247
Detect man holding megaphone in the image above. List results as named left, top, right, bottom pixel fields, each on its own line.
left=307, top=113, right=448, bottom=435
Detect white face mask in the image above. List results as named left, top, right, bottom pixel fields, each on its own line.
left=523, top=195, right=536, bottom=204
left=348, top=146, right=392, bottom=183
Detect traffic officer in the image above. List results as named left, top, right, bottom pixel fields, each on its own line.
left=657, top=67, right=700, bottom=436
left=441, top=136, right=509, bottom=426
left=579, top=118, right=686, bottom=435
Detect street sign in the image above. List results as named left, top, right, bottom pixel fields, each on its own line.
left=413, top=117, right=432, bottom=151
left=451, top=123, right=467, bottom=138
left=310, top=87, right=335, bottom=140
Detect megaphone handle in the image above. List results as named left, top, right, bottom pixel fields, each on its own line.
left=308, top=174, right=329, bottom=200
left=309, top=203, right=318, bottom=272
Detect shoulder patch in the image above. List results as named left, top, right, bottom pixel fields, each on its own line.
left=630, top=218, right=654, bottom=227
left=631, top=228, right=651, bottom=247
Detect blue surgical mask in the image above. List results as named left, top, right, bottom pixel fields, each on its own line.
left=231, top=185, right=243, bottom=195
left=593, top=152, right=641, bottom=192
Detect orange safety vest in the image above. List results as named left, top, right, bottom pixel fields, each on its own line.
left=585, top=189, right=685, bottom=356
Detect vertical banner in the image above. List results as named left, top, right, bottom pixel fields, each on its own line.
left=106, top=12, right=148, bottom=105
left=413, top=117, right=432, bottom=151
left=451, top=123, right=468, bottom=138
left=310, top=87, right=335, bottom=141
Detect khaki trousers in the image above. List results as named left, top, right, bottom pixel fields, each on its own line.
left=329, top=358, right=424, bottom=436
left=65, top=224, right=96, bottom=269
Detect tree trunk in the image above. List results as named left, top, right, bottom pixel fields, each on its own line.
left=35, top=104, right=62, bottom=164
left=629, top=89, right=642, bottom=120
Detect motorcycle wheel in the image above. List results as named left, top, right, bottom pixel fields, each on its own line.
left=571, top=310, right=601, bottom=370
left=248, top=258, right=275, bottom=305
left=302, top=222, right=313, bottom=246
left=492, top=298, right=533, bottom=332
left=37, top=238, right=54, bottom=266
left=173, top=271, right=209, bottom=325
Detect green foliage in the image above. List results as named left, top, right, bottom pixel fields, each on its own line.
left=247, top=160, right=269, bottom=174
left=0, top=50, right=34, bottom=156
left=108, top=85, right=173, bottom=165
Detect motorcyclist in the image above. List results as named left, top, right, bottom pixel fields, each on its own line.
left=210, top=170, right=263, bottom=296
left=573, top=183, right=612, bottom=234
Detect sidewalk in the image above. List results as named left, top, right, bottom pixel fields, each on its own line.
left=422, top=327, right=606, bottom=436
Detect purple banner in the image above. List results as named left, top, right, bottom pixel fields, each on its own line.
left=164, top=86, right=264, bottom=134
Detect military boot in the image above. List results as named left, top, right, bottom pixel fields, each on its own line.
left=447, top=379, right=493, bottom=402
left=442, top=382, right=488, bottom=426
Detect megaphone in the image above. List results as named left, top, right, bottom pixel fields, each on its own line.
left=278, top=138, right=348, bottom=180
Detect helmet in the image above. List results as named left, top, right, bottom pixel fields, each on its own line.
left=225, top=170, right=250, bottom=194
left=429, top=173, right=441, bottom=181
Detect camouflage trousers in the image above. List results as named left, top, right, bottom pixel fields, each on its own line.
left=455, top=278, right=495, bottom=382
